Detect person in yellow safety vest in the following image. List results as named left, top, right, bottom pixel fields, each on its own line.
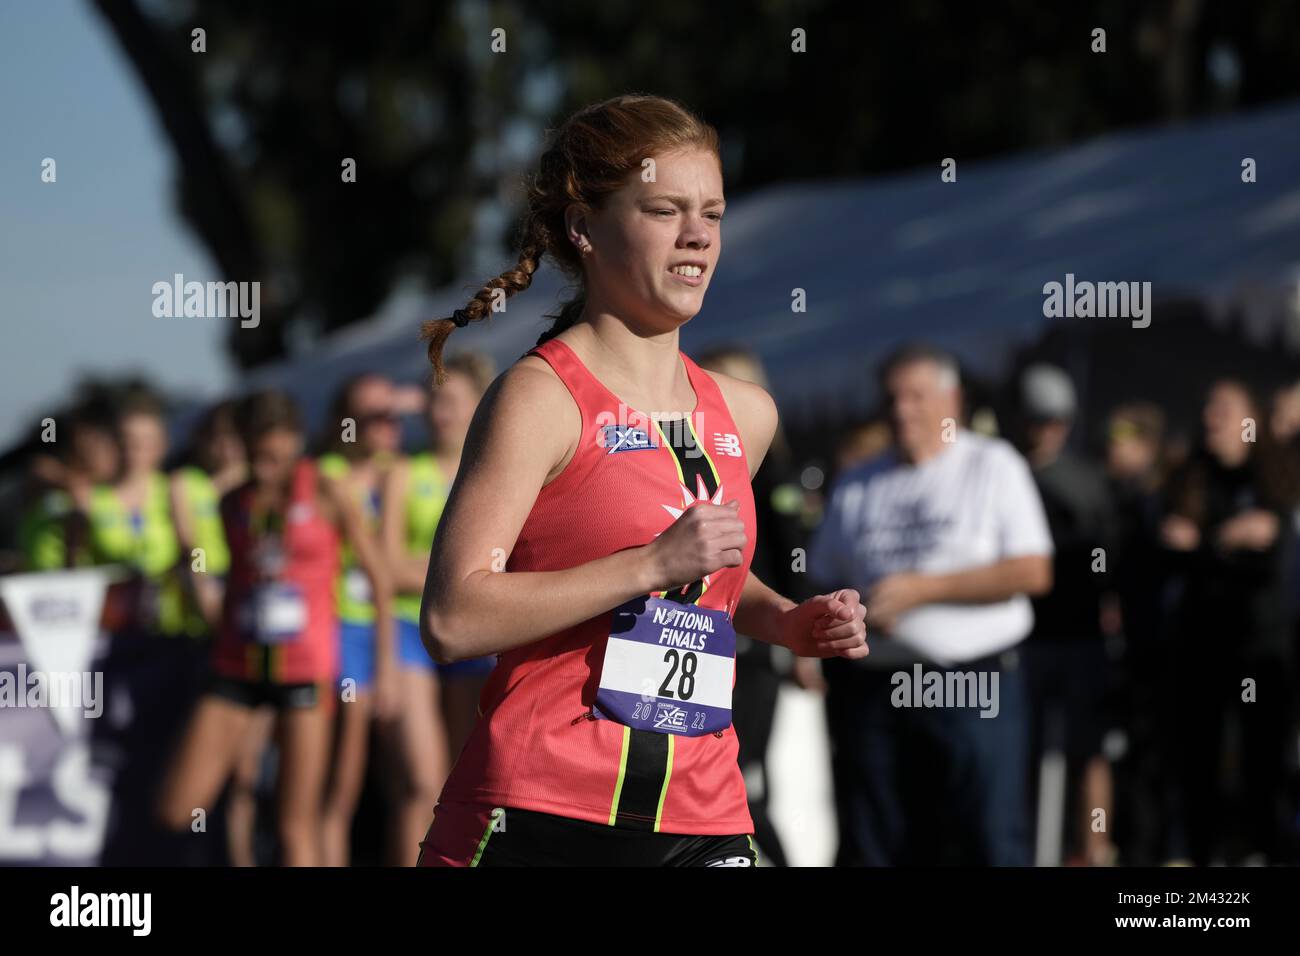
left=85, top=389, right=219, bottom=638
left=169, top=401, right=246, bottom=631
left=318, top=373, right=403, bottom=867
left=379, top=351, right=496, bottom=865
left=21, top=400, right=122, bottom=571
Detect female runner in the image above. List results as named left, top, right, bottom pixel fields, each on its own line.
left=316, top=374, right=403, bottom=866
left=157, top=390, right=393, bottom=866
left=378, top=352, right=498, bottom=863
left=414, top=95, right=868, bottom=866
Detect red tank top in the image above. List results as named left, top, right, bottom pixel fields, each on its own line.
left=438, top=337, right=757, bottom=834
left=214, top=459, right=340, bottom=684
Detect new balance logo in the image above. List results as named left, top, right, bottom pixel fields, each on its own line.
left=713, top=433, right=742, bottom=457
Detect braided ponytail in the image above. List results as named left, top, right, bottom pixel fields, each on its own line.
left=421, top=94, right=720, bottom=384
left=421, top=230, right=545, bottom=386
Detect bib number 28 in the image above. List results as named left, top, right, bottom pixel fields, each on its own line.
left=594, top=596, right=736, bottom=737
left=658, top=649, right=697, bottom=700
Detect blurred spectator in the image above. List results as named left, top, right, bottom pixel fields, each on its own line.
left=1270, top=380, right=1300, bottom=445
left=698, top=345, right=811, bottom=867
left=376, top=350, right=495, bottom=868
left=81, top=388, right=210, bottom=637
left=158, top=389, right=387, bottom=867
left=317, top=374, right=405, bottom=867
left=1015, top=364, right=1119, bottom=866
left=1160, top=379, right=1299, bottom=864
left=1103, top=401, right=1174, bottom=864
left=169, top=400, right=243, bottom=631
left=20, top=397, right=122, bottom=570
left=834, top=417, right=892, bottom=473
left=810, top=344, right=1053, bottom=865
left=416, top=352, right=499, bottom=754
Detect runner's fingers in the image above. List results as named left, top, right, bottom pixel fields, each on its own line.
left=832, top=588, right=863, bottom=611
left=815, top=620, right=865, bottom=642
left=838, top=641, right=871, bottom=660
left=711, top=532, right=749, bottom=554
left=815, top=602, right=864, bottom=630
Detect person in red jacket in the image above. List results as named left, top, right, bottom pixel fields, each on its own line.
left=156, top=390, right=393, bottom=866
left=413, top=95, right=868, bottom=867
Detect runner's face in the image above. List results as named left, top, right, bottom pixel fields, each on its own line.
left=250, top=428, right=302, bottom=488
left=351, top=377, right=400, bottom=455
left=583, top=148, right=724, bottom=329
left=120, top=413, right=167, bottom=475
left=428, top=371, right=478, bottom=447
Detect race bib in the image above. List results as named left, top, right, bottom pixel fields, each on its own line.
left=343, top=568, right=372, bottom=604
left=244, top=583, right=307, bottom=645
left=594, top=596, right=735, bottom=737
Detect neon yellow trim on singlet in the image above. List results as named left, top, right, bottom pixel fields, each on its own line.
left=653, top=734, right=676, bottom=832
left=608, top=726, right=632, bottom=826
left=684, top=414, right=723, bottom=492
left=652, top=419, right=686, bottom=486
left=469, top=810, right=501, bottom=867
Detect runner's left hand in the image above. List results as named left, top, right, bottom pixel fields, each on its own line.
left=779, top=589, right=868, bottom=660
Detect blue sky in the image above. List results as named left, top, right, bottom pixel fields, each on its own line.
left=0, top=1, right=231, bottom=448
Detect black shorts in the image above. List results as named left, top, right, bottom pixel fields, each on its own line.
left=208, top=674, right=321, bottom=710
left=418, top=805, right=758, bottom=867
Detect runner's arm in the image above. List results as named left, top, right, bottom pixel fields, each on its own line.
left=422, top=361, right=682, bottom=664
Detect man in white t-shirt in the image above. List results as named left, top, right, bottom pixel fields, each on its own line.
left=810, top=344, right=1053, bottom=866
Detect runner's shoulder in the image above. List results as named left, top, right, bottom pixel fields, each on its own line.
left=695, top=366, right=777, bottom=450
left=471, top=354, right=580, bottom=460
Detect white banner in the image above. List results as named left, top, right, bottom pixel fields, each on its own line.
left=0, top=569, right=113, bottom=737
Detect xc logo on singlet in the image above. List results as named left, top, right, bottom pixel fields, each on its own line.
left=602, top=425, right=657, bottom=453
left=712, top=433, right=742, bottom=457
